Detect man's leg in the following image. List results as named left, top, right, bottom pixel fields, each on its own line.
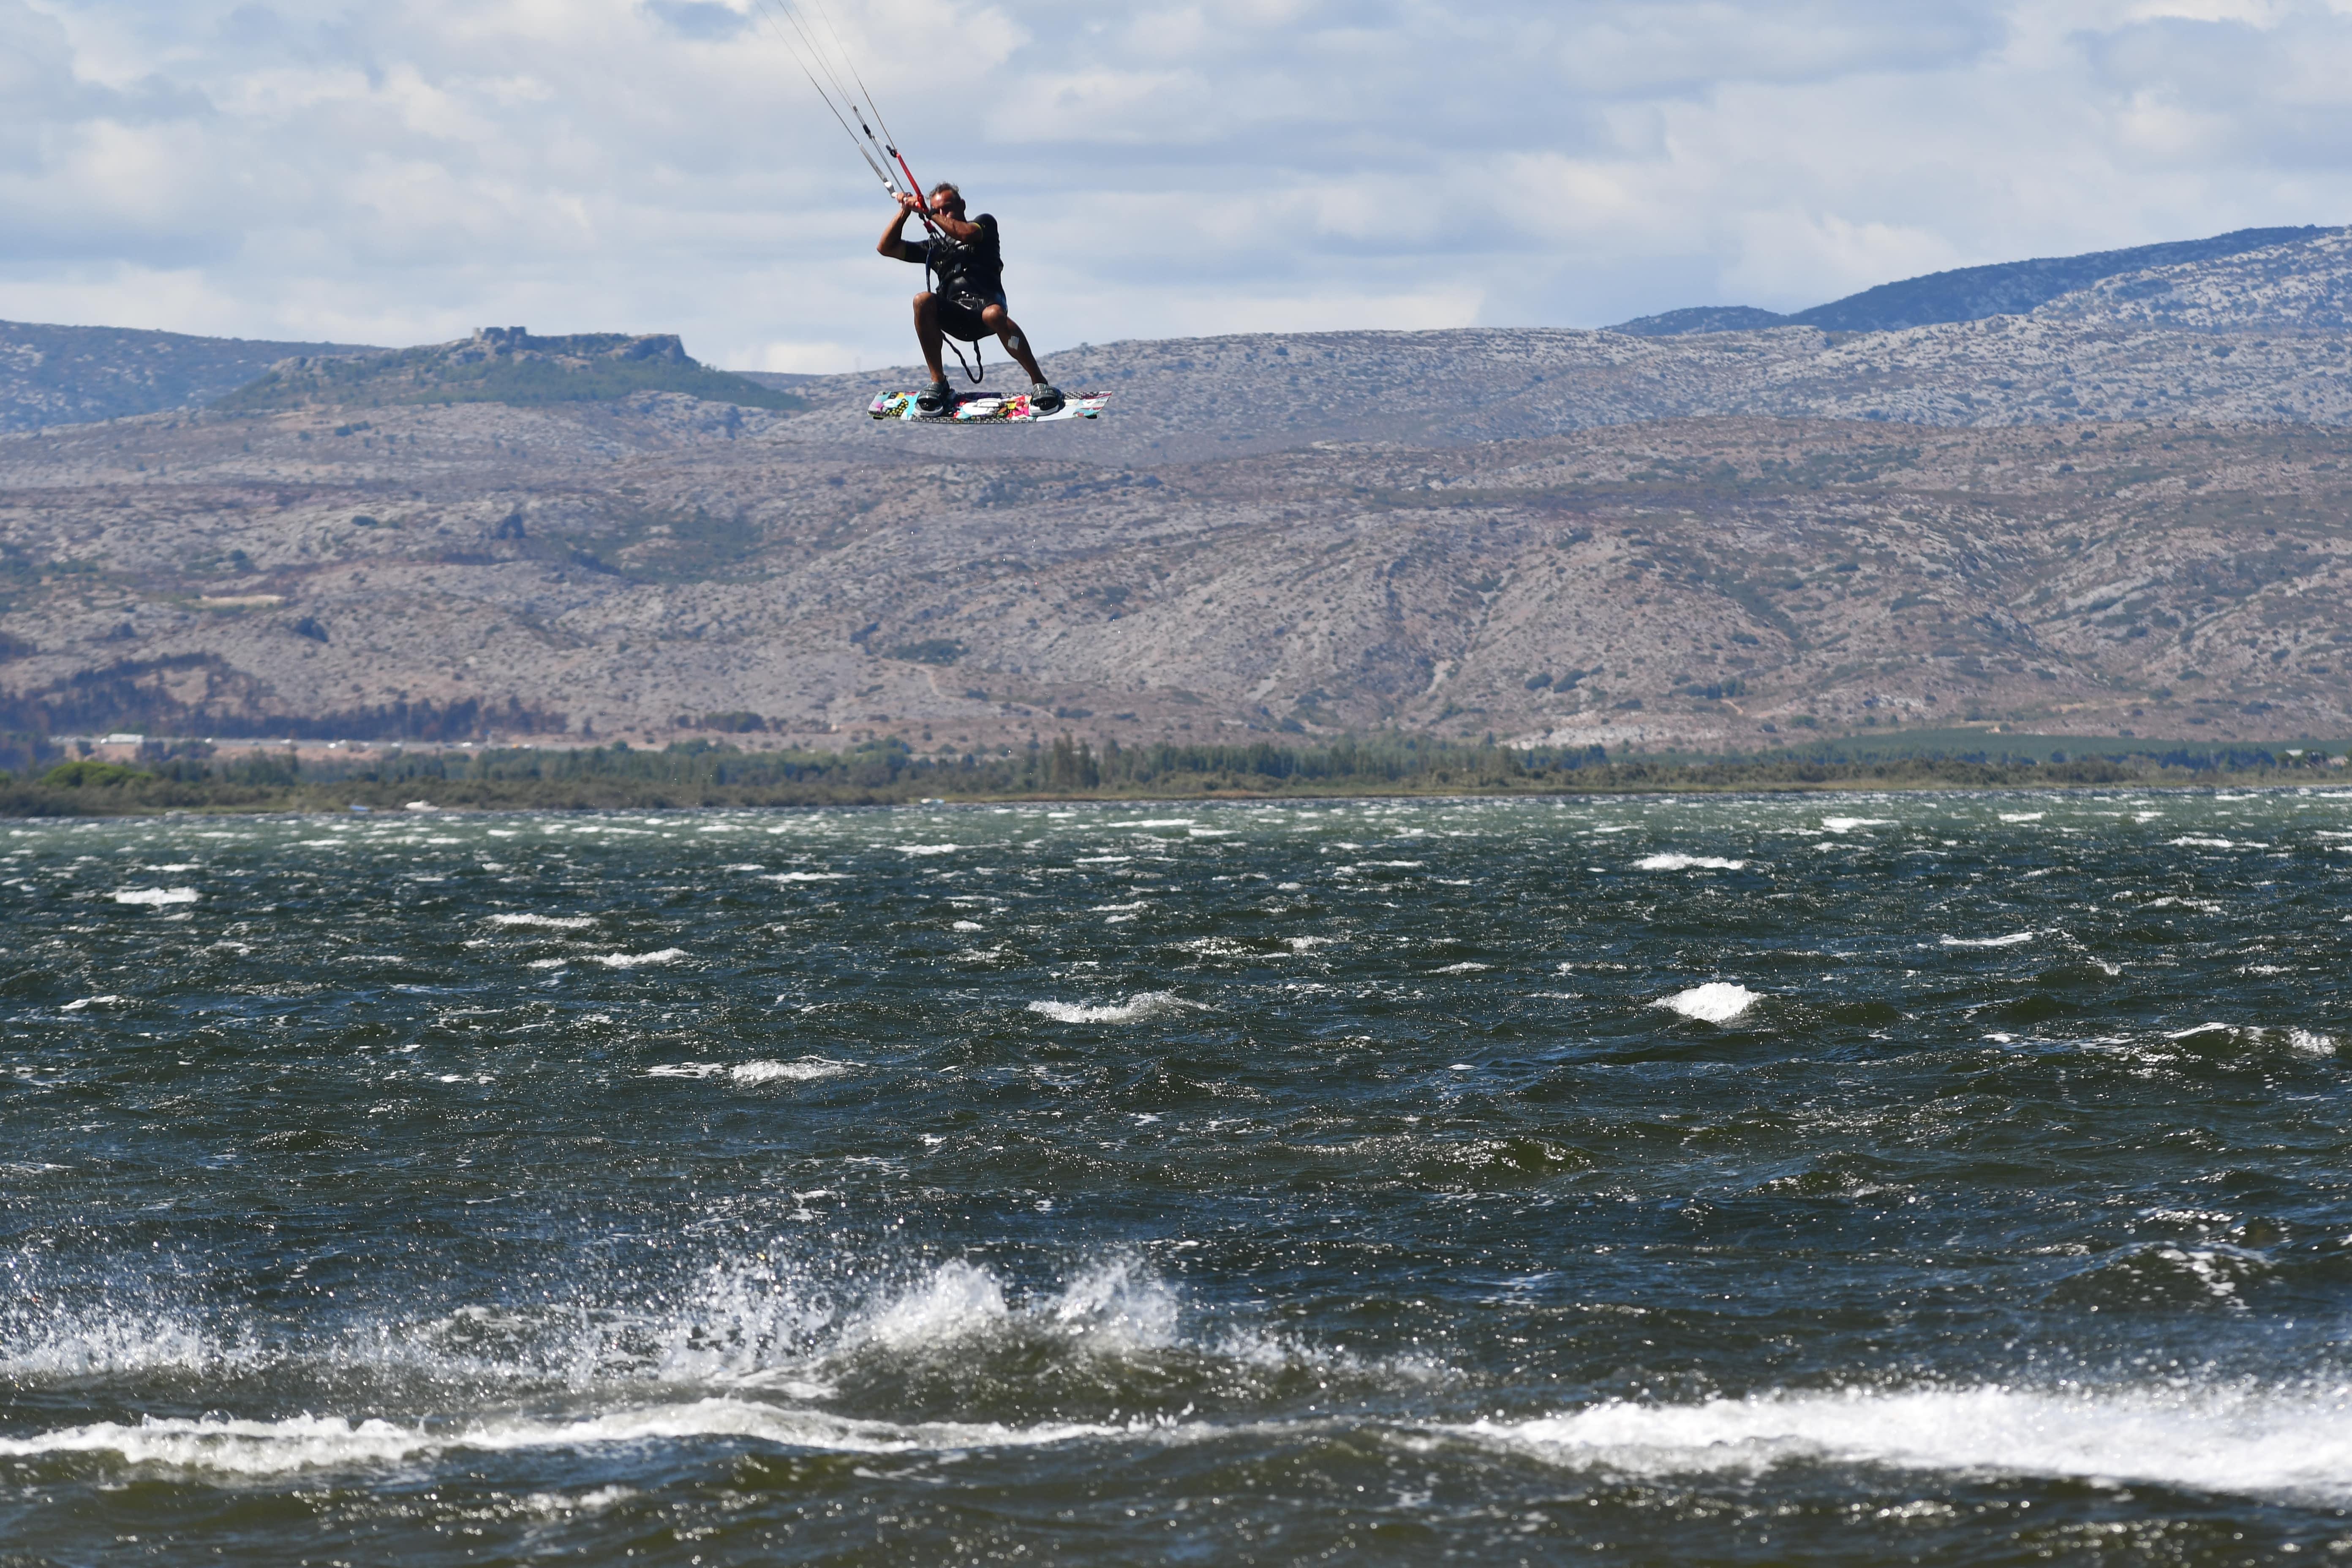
left=980, top=305, right=1047, bottom=385
left=912, top=293, right=948, bottom=383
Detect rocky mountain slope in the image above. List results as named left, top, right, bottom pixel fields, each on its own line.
left=0, top=228, right=2348, bottom=754
left=0, top=392, right=2343, bottom=754
left=0, top=321, right=381, bottom=433
left=220, top=327, right=804, bottom=414
left=1613, top=224, right=2337, bottom=335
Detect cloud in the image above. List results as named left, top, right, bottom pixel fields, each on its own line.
left=0, top=0, right=2347, bottom=371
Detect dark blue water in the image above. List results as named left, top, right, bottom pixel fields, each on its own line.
left=4, top=791, right=2351, bottom=1564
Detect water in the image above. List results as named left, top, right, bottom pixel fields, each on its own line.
left=3, top=791, right=2350, bottom=1564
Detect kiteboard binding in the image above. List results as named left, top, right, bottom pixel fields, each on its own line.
left=869, top=389, right=1109, bottom=423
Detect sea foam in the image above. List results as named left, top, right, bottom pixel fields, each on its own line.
left=0, top=1400, right=1124, bottom=1477
left=1027, top=992, right=1189, bottom=1025
left=1465, top=1382, right=2352, bottom=1500
left=1635, top=854, right=1748, bottom=871
left=1656, top=983, right=1761, bottom=1022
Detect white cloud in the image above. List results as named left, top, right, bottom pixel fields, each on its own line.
left=0, top=0, right=2347, bottom=370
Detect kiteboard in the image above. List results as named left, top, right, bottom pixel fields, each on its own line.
left=868, top=389, right=1110, bottom=423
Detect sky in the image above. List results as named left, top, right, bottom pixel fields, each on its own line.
left=4, top=0, right=2352, bottom=371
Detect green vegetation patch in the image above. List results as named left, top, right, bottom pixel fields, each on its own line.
left=0, top=732, right=2344, bottom=817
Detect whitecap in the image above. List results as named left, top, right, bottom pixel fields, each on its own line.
left=857, top=1260, right=1010, bottom=1350
left=1027, top=992, right=1189, bottom=1025
left=1431, top=962, right=1492, bottom=975
left=1460, top=1382, right=2352, bottom=1501
left=1999, top=811, right=2045, bottom=823
left=1122, top=819, right=1196, bottom=829
left=2170, top=836, right=2248, bottom=849
left=112, top=887, right=197, bottom=906
left=485, top=913, right=596, bottom=930
left=588, top=949, right=688, bottom=969
left=896, top=844, right=962, bottom=856
left=60, top=995, right=126, bottom=1012
left=1635, top=854, right=1748, bottom=871
left=1941, top=931, right=2037, bottom=948
left=0, top=1400, right=1122, bottom=1477
left=730, top=1058, right=851, bottom=1085
left=1820, top=817, right=1892, bottom=833
left=767, top=871, right=850, bottom=882
left=1656, top=983, right=1761, bottom=1022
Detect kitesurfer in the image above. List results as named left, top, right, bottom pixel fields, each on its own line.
left=878, top=183, right=1064, bottom=416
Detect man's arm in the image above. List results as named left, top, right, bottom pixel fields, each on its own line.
left=927, top=210, right=983, bottom=244
left=877, top=194, right=927, bottom=262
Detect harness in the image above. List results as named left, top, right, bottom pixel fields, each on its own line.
left=926, top=243, right=990, bottom=386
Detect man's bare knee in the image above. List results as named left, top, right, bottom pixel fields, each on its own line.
left=913, top=292, right=936, bottom=313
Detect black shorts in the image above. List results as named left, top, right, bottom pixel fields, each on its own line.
left=933, top=291, right=1002, bottom=342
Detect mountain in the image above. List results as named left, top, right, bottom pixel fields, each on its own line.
left=0, top=320, right=382, bottom=433
left=0, top=231, right=2348, bottom=755
left=216, top=327, right=806, bottom=413
left=1612, top=224, right=2337, bottom=336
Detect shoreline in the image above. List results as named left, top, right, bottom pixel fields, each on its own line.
left=7, top=766, right=2347, bottom=819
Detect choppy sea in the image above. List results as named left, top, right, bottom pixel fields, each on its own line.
left=4, top=791, right=2351, bottom=1564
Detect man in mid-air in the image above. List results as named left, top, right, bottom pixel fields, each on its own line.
left=877, top=183, right=1064, bottom=416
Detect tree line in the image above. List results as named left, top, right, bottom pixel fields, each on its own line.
left=0, top=731, right=2340, bottom=815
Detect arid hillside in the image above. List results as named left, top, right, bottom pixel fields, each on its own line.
left=0, top=394, right=2344, bottom=754
left=3, top=225, right=2350, bottom=754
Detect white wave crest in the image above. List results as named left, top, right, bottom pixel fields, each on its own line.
left=1464, top=1382, right=2352, bottom=1500
left=645, top=1058, right=851, bottom=1085
left=730, top=1058, right=851, bottom=1086
left=1941, top=931, right=2038, bottom=948
left=0, top=1305, right=227, bottom=1378
left=1656, top=983, right=1761, bottom=1023
left=485, top=913, right=596, bottom=929
left=1820, top=817, right=1891, bottom=833
left=1027, top=991, right=1189, bottom=1025
left=0, top=1399, right=1122, bottom=1477
left=60, top=994, right=126, bottom=1012
left=896, top=844, right=963, bottom=856
left=1635, top=854, right=1748, bottom=871
left=112, top=887, right=198, bottom=906
left=767, top=871, right=851, bottom=882
left=858, top=1260, right=1011, bottom=1350
left=588, top=949, right=688, bottom=969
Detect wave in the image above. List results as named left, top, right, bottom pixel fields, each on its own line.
left=1027, top=992, right=1190, bottom=1025
left=1655, top=982, right=1760, bottom=1022
left=60, top=994, right=127, bottom=1012
left=0, top=1399, right=1132, bottom=1477
left=1634, top=854, right=1747, bottom=871
left=1941, top=931, right=2038, bottom=948
left=646, top=1058, right=851, bottom=1085
left=1461, top=1381, right=2352, bottom=1500
left=587, top=949, right=687, bottom=969
left=485, top=913, right=596, bottom=929
left=112, top=887, right=198, bottom=906
left=0, top=1301, right=232, bottom=1378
